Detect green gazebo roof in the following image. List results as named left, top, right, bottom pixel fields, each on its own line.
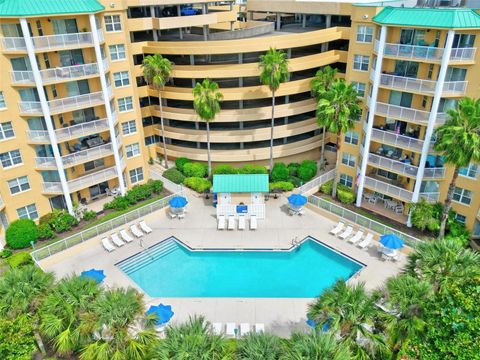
left=213, top=174, right=269, bottom=193
left=373, top=7, right=480, bottom=29
left=0, top=0, right=104, bottom=17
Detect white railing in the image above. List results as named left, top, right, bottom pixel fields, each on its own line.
left=370, top=128, right=426, bottom=153
left=364, top=176, right=414, bottom=202
left=374, top=101, right=446, bottom=126
left=0, top=193, right=5, bottom=208
left=68, top=166, right=118, bottom=192
left=10, top=70, right=34, bottom=83
left=32, top=32, right=94, bottom=51
left=420, top=192, right=440, bottom=202
left=62, top=143, right=113, bottom=167
left=449, top=47, right=476, bottom=62
left=35, top=157, right=57, bottom=168
left=19, top=101, right=42, bottom=114
left=42, top=181, right=63, bottom=194
left=1, top=37, right=27, bottom=51
left=48, top=87, right=111, bottom=114
left=368, top=153, right=419, bottom=178
left=423, top=167, right=446, bottom=179
left=298, top=169, right=336, bottom=195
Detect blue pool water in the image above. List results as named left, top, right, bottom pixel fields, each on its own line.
left=117, top=238, right=363, bottom=298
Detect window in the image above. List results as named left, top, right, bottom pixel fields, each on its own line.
left=113, top=71, right=130, bottom=87
left=341, top=152, right=356, bottom=167
left=126, top=143, right=140, bottom=158
left=352, top=82, right=366, bottom=97
left=145, top=135, right=160, bottom=146
left=453, top=187, right=472, bottom=205
left=109, top=44, right=126, bottom=61
left=459, top=163, right=478, bottom=179
left=8, top=176, right=30, bottom=195
left=122, top=120, right=137, bottom=135
left=129, top=167, right=144, bottom=184
left=353, top=55, right=369, bottom=71
left=104, top=15, right=121, bottom=32
left=454, top=213, right=466, bottom=224
left=339, top=174, right=353, bottom=188
left=344, top=131, right=359, bottom=145
left=84, top=159, right=104, bottom=172
left=0, top=149, right=22, bottom=168
left=356, top=25, right=374, bottom=43
left=0, top=122, right=15, bottom=140
left=118, top=97, right=133, bottom=112
left=0, top=91, right=6, bottom=108
left=17, top=203, right=38, bottom=220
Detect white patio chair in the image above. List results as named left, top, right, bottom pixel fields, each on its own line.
left=130, top=224, right=143, bottom=238
left=102, top=237, right=115, bottom=252
left=238, top=215, right=246, bottom=230
left=217, top=215, right=226, bottom=230
left=120, top=229, right=133, bottom=243
left=339, top=226, right=353, bottom=240
left=329, top=221, right=344, bottom=235
left=240, top=323, right=250, bottom=336
left=212, top=323, right=223, bottom=335
left=348, top=230, right=364, bottom=244
left=228, top=216, right=235, bottom=230
left=226, top=323, right=236, bottom=338
left=358, top=233, right=373, bottom=249
left=111, top=233, right=125, bottom=247
left=250, top=215, right=257, bottom=230
left=139, top=220, right=152, bottom=234
left=255, top=323, right=265, bottom=333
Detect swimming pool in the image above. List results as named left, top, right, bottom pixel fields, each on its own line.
left=117, top=237, right=364, bottom=298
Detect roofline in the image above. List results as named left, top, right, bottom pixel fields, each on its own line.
left=0, top=9, right=105, bottom=18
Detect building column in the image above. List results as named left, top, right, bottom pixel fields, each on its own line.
left=89, top=14, right=126, bottom=195
left=150, top=6, right=158, bottom=41
left=302, top=14, right=306, bottom=28
left=355, top=25, right=388, bottom=208
left=408, top=29, right=456, bottom=226
left=203, top=3, right=209, bottom=40
left=19, top=18, right=74, bottom=215
left=276, top=13, right=281, bottom=30
left=321, top=15, right=332, bottom=52
left=176, top=5, right=183, bottom=40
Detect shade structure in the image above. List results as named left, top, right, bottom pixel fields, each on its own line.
left=380, top=234, right=404, bottom=250
left=146, top=304, right=174, bottom=325
left=169, top=196, right=188, bottom=208
left=80, top=269, right=106, bottom=284
left=288, top=194, right=307, bottom=207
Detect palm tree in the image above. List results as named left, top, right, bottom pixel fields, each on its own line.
left=311, top=66, right=338, bottom=168
left=151, top=315, right=232, bottom=359
left=80, top=288, right=158, bottom=360
left=316, top=79, right=361, bottom=197
left=283, top=330, right=352, bottom=360
left=259, top=47, right=289, bottom=173
left=237, top=332, right=282, bottom=360
left=405, top=238, right=480, bottom=293
left=307, top=280, right=388, bottom=359
left=40, top=276, right=102, bottom=356
left=192, top=79, right=223, bottom=177
left=433, top=97, right=480, bottom=237
left=142, top=54, right=173, bottom=169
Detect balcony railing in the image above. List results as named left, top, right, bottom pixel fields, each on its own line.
left=0, top=37, right=26, bottom=51
left=367, top=153, right=445, bottom=179
left=35, top=156, right=57, bottom=169
left=0, top=193, right=5, bottom=209
left=370, top=128, right=427, bottom=153
left=420, top=192, right=440, bottom=202
left=373, top=101, right=446, bottom=126
left=364, top=176, right=413, bottom=202
left=63, top=143, right=114, bottom=167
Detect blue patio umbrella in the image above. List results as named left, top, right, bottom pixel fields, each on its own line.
left=80, top=269, right=106, bottom=284
left=169, top=196, right=188, bottom=208
left=306, top=318, right=316, bottom=328
left=146, top=304, right=174, bottom=325
left=288, top=194, right=307, bottom=207
left=380, top=234, right=404, bottom=250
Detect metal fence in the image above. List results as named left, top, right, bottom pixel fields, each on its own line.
left=307, top=195, right=422, bottom=247
left=31, top=192, right=182, bottom=262
left=298, top=169, right=336, bottom=195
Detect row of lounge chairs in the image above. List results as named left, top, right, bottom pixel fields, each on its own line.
left=101, top=220, right=152, bottom=252
left=218, top=215, right=257, bottom=230
left=329, top=221, right=374, bottom=249
left=212, top=322, right=264, bottom=337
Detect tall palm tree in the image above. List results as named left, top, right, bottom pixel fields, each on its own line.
left=237, top=332, right=282, bottom=360
left=192, top=79, right=223, bottom=176
left=151, top=315, right=232, bottom=359
left=259, top=47, right=289, bottom=173
left=283, top=330, right=352, bottom=360
left=433, top=97, right=480, bottom=237
left=405, top=238, right=480, bottom=293
left=307, top=280, right=388, bottom=359
left=142, top=54, right=173, bottom=169
left=316, top=80, right=361, bottom=197
left=311, top=66, right=338, bottom=168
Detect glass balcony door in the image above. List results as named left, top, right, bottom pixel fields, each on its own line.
left=389, top=90, right=413, bottom=108
left=52, top=19, right=78, bottom=35
left=400, top=29, right=426, bottom=46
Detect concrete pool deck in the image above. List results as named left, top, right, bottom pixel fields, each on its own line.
left=39, top=189, right=407, bottom=337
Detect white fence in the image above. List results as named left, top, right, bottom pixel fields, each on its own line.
left=298, top=169, right=336, bottom=195
left=216, top=203, right=265, bottom=220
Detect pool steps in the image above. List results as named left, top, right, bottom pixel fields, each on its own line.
left=118, top=240, right=177, bottom=274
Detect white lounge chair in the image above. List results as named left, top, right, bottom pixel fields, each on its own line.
left=255, top=323, right=265, bottom=333
left=329, top=221, right=345, bottom=235
left=339, top=226, right=353, bottom=240
left=228, top=216, right=235, bottom=230
left=139, top=220, right=152, bottom=234
left=238, top=215, right=246, bottom=230
left=120, top=229, right=133, bottom=243
left=358, top=233, right=373, bottom=249
left=168, top=212, right=177, bottom=219
left=226, top=323, right=236, bottom=338
left=111, top=233, right=125, bottom=247
left=212, top=323, right=223, bottom=335
left=102, top=237, right=115, bottom=252
left=250, top=215, right=257, bottom=230
left=348, top=230, right=364, bottom=244
left=217, top=215, right=226, bottom=230
left=130, top=224, right=143, bottom=238
left=240, top=323, right=250, bottom=336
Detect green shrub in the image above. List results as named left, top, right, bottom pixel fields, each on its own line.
left=104, top=196, right=130, bottom=211
left=82, top=210, right=97, bottom=222
left=148, top=157, right=154, bottom=165
left=183, top=162, right=208, bottom=178
left=238, top=164, right=268, bottom=174
left=36, top=223, right=55, bottom=240
left=288, top=176, right=303, bottom=188
left=7, top=252, right=33, bottom=268
left=147, top=179, right=163, bottom=194
left=49, top=210, right=78, bottom=233
left=6, top=219, right=37, bottom=249
left=269, top=181, right=294, bottom=192
left=163, top=168, right=186, bottom=184
left=126, top=184, right=153, bottom=204
left=271, top=163, right=289, bottom=182
left=320, top=179, right=333, bottom=195
left=287, top=163, right=300, bottom=177
left=0, top=249, right=12, bottom=258
left=297, top=160, right=317, bottom=182
left=213, top=164, right=238, bottom=175
left=175, top=157, right=192, bottom=173
left=337, top=185, right=355, bottom=204
left=183, top=177, right=212, bottom=193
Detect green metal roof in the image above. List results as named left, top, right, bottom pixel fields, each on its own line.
left=373, top=7, right=480, bottom=29
left=213, top=174, right=269, bottom=193
left=0, top=0, right=104, bottom=17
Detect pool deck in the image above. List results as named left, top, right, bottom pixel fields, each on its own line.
left=39, top=187, right=407, bottom=337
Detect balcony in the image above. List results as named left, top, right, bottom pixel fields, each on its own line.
left=370, top=127, right=429, bottom=153
left=367, top=153, right=445, bottom=179
left=35, top=143, right=115, bottom=169
left=372, top=100, right=446, bottom=126
left=364, top=176, right=414, bottom=202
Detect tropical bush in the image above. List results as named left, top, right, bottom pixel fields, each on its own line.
left=183, top=177, right=212, bottom=193
left=40, top=210, right=78, bottom=233
left=271, top=163, right=289, bottom=182
left=213, top=164, right=238, bottom=174
left=104, top=195, right=130, bottom=211
left=269, top=181, right=294, bottom=192
left=183, top=162, right=208, bottom=178
left=288, top=176, right=303, bottom=188
left=6, top=219, right=37, bottom=249
left=320, top=179, right=333, bottom=195
left=7, top=252, right=33, bottom=268
left=175, top=157, right=192, bottom=173
left=297, top=160, right=317, bottom=182
left=104, top=180, right=163, bottom=211
left=36, top=223, right=55, bottom=240
left=147, top=179, right=163, bottom=194
left=336, top=184, right=355, bottom=205
left=82, top=210, right=97, bottom=222
left=0, top=249, right=12, bottom=258
left=0, top=315, right=37, bottom=360
left=409, top=200, right=442, bottom=232
left=163, top=168, right=186, bottom=184
left=238, top=164, right=268, bottom=174
left=125, top=184, right=154, bottom=204
left=287, top=162, right=300, bottom=177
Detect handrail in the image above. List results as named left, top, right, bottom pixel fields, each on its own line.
left=368, top=153, right=419, bottom=177
left=374, top=101, right=446, bottom=126
left=298, top=169, right=336, bottom=195
left=62, top=143, right=113, bottom=166
left=370, top=128, right=427, bottom=153
left=364, top=176, right=413, bottom=202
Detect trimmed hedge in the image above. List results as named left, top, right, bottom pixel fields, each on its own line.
left=175, top=157, right=192, bottom=173
left=36, top=223, right=56, bottom=240
left=163, top=168, right=186, bottom=184
left=183, top=177, right=212, bottom=193
left=183, top=162, right=208, bottom=178
left=297, top=160, right=317, bottom=182
left=104, top=180, right=163, bottom=211
left=271, top=163, right=289, bottom=182
left=213, top=164, right=238, bottom=175
left=288, top=176, right=303, bottom=188
left=82, top=210, right=97, bottom=222
left=337, top=184, right=355, bottom=205
left=269, top=181, right=294, bottom=192
left=287, top=163, right=300, bottom=177
left=6, top=219, right=37, bottom=249
left=7, top=252, right=33, bottom=268
left=320, top=179, right=333, bottom=195
left=238, top=164, right=268, bottom=174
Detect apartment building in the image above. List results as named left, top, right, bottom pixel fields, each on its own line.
left=0, top=0, right=479, bottom=238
